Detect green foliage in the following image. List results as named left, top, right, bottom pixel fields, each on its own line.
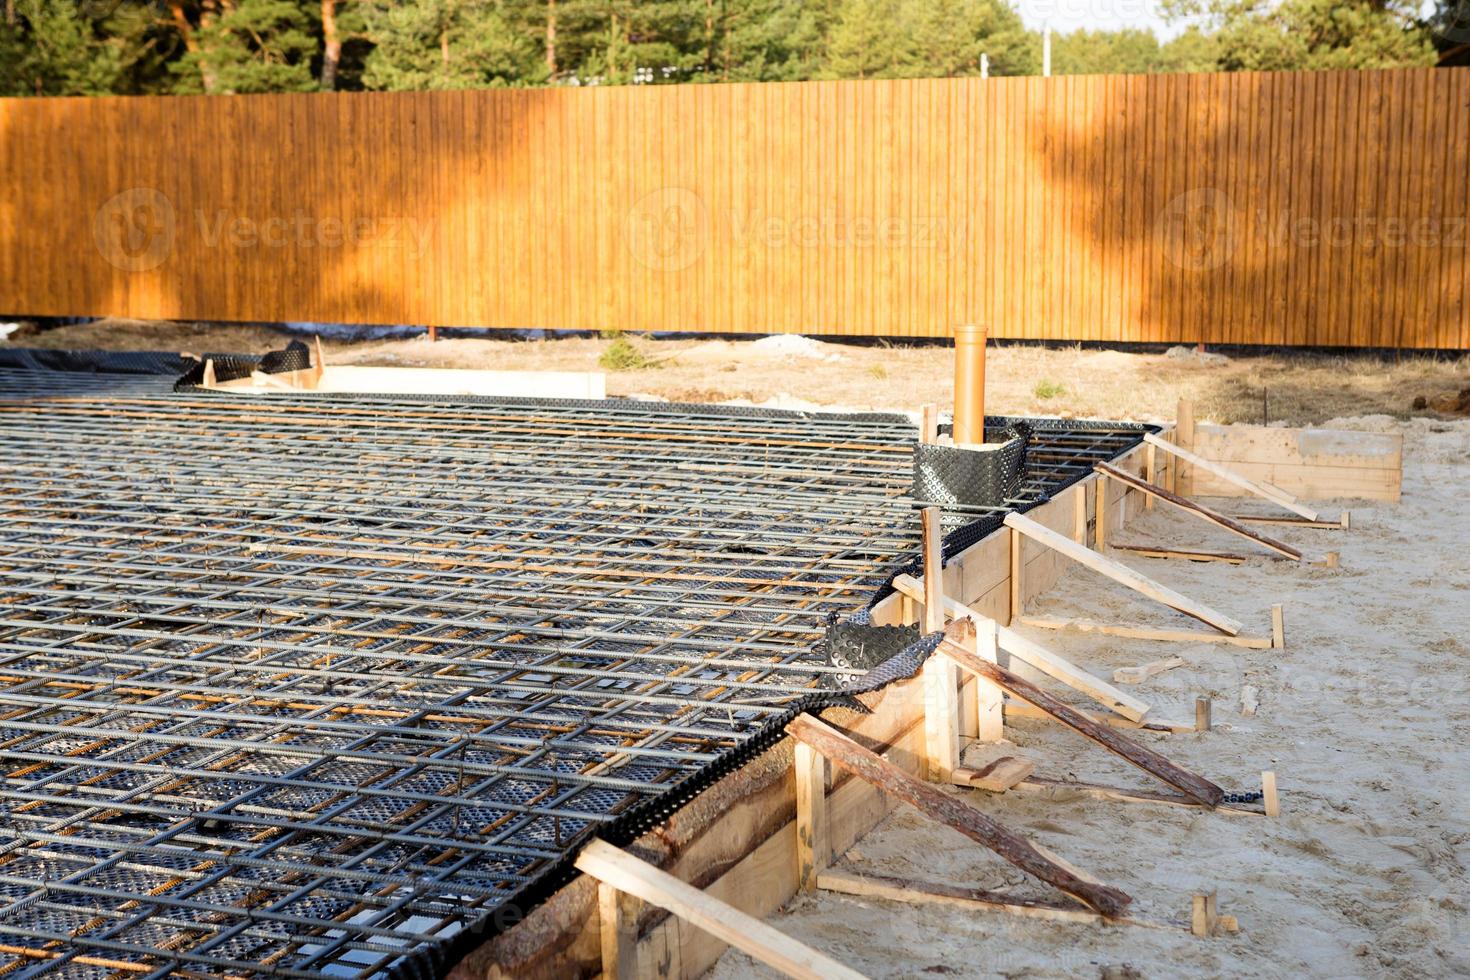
left=360, top=0, right=544, bottom=91
left=599, top=333, right=659, bottom=371
left=0, top=0, right=1448, bottom=97
left=171, top=0, right=318, bottom=94
left=1167, top=0, right=1435, bottom=71
left=1033, top=378, right=1065, bottom=400
left=1, top=0, right=141, bottom=96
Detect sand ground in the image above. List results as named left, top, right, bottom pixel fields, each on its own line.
left=5, top=319, right=1468, bottom=425
left=709, top=414, right=1470, bottom=980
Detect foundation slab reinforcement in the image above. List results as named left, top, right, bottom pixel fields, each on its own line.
left=0, top=367, right=1146, bottom=978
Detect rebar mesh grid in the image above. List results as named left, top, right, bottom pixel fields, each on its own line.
left=0, top=370, right=1145, bottom=978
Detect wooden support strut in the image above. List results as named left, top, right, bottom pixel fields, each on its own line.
left=785, top=712, right=1133, bottom=917
left=937, top=623, right=1225, bottom=807
left=1094, top=461, right=1304, bottom=561
left=1144, top=431, right=1319, bottom=522
left=1003, top=511, right=1244, bottom=636
left=574, top=839, right=869, bottom=980
left=891, top=575, right=1150, bottom=723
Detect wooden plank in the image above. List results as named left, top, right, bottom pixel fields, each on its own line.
left=574, top=839, right=869, bottom=980
left=891, top=574, right=1149, bottom=723
left=1018, top=616, right=1273, bottom=650
left=1095, top=461, right=1304, bottom=560
left=816, top=870, right=1163, bottom=929
left=1014, top=775, right=1265, bottom=817
left=794, top=742, right=828, bottom=893
left=938, top=627, right=1225, bottom=807
left=598, top=882, right=640, bottom=980
left=1111, top=544, right=1249, bottom=565
left=1144, top=433, right=1319, bottom=521
left=1003, top=512, right=1244, bottom=636
left=786, top=713, right=1133, bottom=917
left=953, top=757, right=1035, bottom=792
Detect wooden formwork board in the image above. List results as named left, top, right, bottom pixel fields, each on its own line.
left=1186, top=423, right=1401, bottom=502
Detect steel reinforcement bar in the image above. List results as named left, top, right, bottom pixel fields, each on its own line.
left=0, top=369, right=1144, bottom=978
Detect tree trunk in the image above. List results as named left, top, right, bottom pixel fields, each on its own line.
left=319, top=0, right=340, bottom=90
left=167, top=0, right=217, bottom=94
left=545, top=0, right=556, bottom=76
left=5, top=0, right=15, bottom=28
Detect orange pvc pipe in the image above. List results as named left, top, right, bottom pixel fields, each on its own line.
left=953, top=324, right=987, bottom=445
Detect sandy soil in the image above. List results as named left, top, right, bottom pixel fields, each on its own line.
left=5, top=319, right=1468, bottom=425
left=710, top=415, right=1470, bottom=980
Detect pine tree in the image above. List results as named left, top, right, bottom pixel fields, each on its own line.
left=168, top=0, right=319, bottom=94
left=1, top=0, right=141, bottom=95
left=823, top=0, right=915, bottom=79
left=359, top=0, right=543, bottom=91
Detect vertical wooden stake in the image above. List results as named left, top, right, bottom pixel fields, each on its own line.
left=1195, top=696, right=1212, bottom=732
left=1072, top=484, right=1088, bottom=544
left=1176, top=398, right=1195, bottom=497
left=1145, top=442, right=1157, bottom=510
left=427, top=324, right=439, bottom=342
left=1262, top=770, right=1279, bottom=817
left=920, top=403, right=939, bottom=444
left=1191, top=890, right=1220, bottom=937
left=1095, top=476, right=1109, bottom=550
left=1008, top=526, right=1022, bottom=625
left=974, top=617, right=1005, bottom=742
left=598, top=882, right=640, bottom=979
left=795, top=742, right=828, bottom=891
left=921, top=506, right=958, bottom=780
left=921, top=508, right=945, bottom=634
left=201, top=358, right=217, bottom=388
left=1270, top=604, right=1285, bottom=650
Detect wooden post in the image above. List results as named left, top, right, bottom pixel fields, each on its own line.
left=1145, top=442, right=1157, bottom=510
left=1262, top=770, right=1279, bottom=817
left=794, top=742, right=828, bottom=891
left=1175, top=398, right=1195, bottom=496
left=921, top=507, right=959, bottom=780
left=427, top=324, right=439, bottom=342
left=1008, top=526, right=1022, bottom=624
left=920, top=402, right=939, bottom=444
left=1195, top=696, right=1212, bottom=732
left=598, top=882, right=640, bottom=979
left=1192, top=890, right=1219, bottom=937
left=974, top=617, right=1005, bottom=742
left=1095, top=475, right=1109, bottom=549
left=1271, top=604, right=1285, bottom=650
left=953, top=325, right=987, bottom=445
left=1072, top=484, right=1088, bottom=544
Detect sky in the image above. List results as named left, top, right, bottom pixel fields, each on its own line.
left=1013, top=0, right=1190, bottom=40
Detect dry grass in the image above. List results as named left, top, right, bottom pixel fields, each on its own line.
left=6, top=319, right=1467, bottom=425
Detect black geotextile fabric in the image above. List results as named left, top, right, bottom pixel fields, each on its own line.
left=173, top=339, right=313, bottom=389
left=0, top=347, right=197, bottom=376
left=912, top=421, right=1033, bottom=509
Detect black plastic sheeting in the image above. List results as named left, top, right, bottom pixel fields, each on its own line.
left=174, top=340, right=313, bottom=389
left=0, top=347, right=196, bottom=376
left=912, top=421, right=1032, bottom=509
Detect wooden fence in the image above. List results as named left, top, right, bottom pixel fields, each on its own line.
left=1, top=68, right=1466, bottom=347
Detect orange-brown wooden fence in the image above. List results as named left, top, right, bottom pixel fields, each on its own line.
left=1, top=68, right=1466, bottom=347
